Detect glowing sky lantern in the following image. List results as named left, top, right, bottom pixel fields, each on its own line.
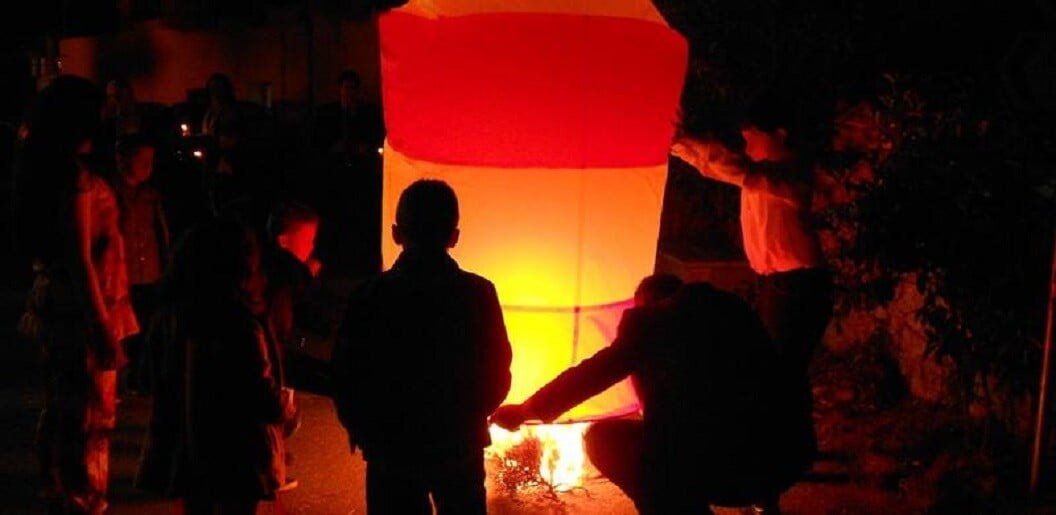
left=380, top=0, right=688, bottom=421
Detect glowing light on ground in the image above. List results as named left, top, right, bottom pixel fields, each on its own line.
left=488, top=423, right=591, bottom=493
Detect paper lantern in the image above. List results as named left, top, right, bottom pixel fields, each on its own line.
left=380, top=0, right=687, bottom=421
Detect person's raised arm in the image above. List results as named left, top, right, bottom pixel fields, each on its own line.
left=670, top=135, right=748, bottom=187
left=671, top=136, right=810, bottom=208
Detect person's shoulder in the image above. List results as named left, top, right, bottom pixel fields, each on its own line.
left=265, top=252, right=309, bottom=293
left=678, top=281, right=756, bottom=318
left=348, top=272, right=386, bottom=302
left=266, top=246, right=307, bottom=274
left=361, top=102, right=383, bottom=117
left=458, top=270, right=499, bottom=295
left=140, top=183, right=163, bottom=201
left=679, top=281, right=742, bottom=303
left=75, top=169, right=97, bottom=192
left=315, top=102, right=342, bottom=116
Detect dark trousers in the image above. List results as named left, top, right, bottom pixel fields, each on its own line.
left=124, top=283, right=160, bottom=392
left=38, top=327, right=113, bottom=514
left=757, top=267, right=833, bottom=462
left=366, top=455, right=486, bottom=515
left=585, top=419, right=720, bottom=515
left=183, top=496, right=258, bottom=515
left=585, top=419, right=645, bottom=510
left=586, top=420, right=789, bottom=514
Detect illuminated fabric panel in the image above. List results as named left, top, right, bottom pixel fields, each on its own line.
left=400, top=0, right=670, bottom=21
left=380, top=0, right=686, bottom=421
left=380, top=11, right=687, bottom=168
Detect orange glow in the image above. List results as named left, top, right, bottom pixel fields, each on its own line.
left=381, top=0, right=686, bottom=489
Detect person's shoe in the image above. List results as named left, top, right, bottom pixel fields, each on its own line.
left=277, top=477, right=299, bottom=492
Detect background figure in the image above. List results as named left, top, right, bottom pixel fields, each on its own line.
left=264, top=200, right=322, bottom=350
left=331, top=180, right=511, bottom=515
left=312, top=69, right=384, bottom=278
left=262, top=200, right=326, bottom=486
left=114, top=134, right=170, bottom=394
left=136, top=218, right=295, bottom=515
left=670, top=85, right=833, bottom=484
left=205, top=116, right=247, bottom=215
left=98, top=78, right=142, bottom=174
left=492, top=274, right=811, bottom=514
left=201, top=73, right=239, bottom=138
left=262, top=200, right=332, bottom=394
left=102, top=78, right=141, bottom=139
left=14, top=75, right=139, bottom=514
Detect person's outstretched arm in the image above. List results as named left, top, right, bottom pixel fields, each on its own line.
left=492, top=309, right=648, bottom=428
left=671, top=136, right=810, bottom=208
left=671, top=135, right=748, bottom=187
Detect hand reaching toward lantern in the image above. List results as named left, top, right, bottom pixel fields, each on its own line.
left=490, top=404, right=534, bottom=431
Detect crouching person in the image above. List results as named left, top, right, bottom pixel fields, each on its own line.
left=492, top=274, right=812, bottom=514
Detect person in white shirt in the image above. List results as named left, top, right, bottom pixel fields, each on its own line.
left=670, top=90, right=833, bottom=505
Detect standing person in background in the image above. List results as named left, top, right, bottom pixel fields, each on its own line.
left=102, top=78, right=140, bottom=139
left=137, top=219, right=295, bottom=515
left=14, top=75, right=139, bottom=514
left=260, top=200, right=326, bottom=490
left=114, top=134, right=170, bottom=394
left=312, top=70, right=384, bottom=278
left=670, top=86, right=834, bottom=511
left=201, top=73, right=239, bottom=138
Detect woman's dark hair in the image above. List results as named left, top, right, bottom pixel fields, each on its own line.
left=206, top=73, right=236, bottom=104
left=12, top=75, right=103, bottom=263
left=162, top=218, right=257, bottom=315
left=741, top=81, right=833, bottom=166
left=115, top=132, right=154, bottom=159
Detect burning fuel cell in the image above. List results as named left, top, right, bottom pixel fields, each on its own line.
left=380, top=0, right=688, bottom=421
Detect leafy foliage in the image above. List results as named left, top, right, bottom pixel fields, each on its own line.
left=817, top=73, right=1055, bottom=408
left=657, top=1, right=1056, bottom=412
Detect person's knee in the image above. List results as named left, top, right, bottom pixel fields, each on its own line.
left=583, top=424, right=610, bottom=463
